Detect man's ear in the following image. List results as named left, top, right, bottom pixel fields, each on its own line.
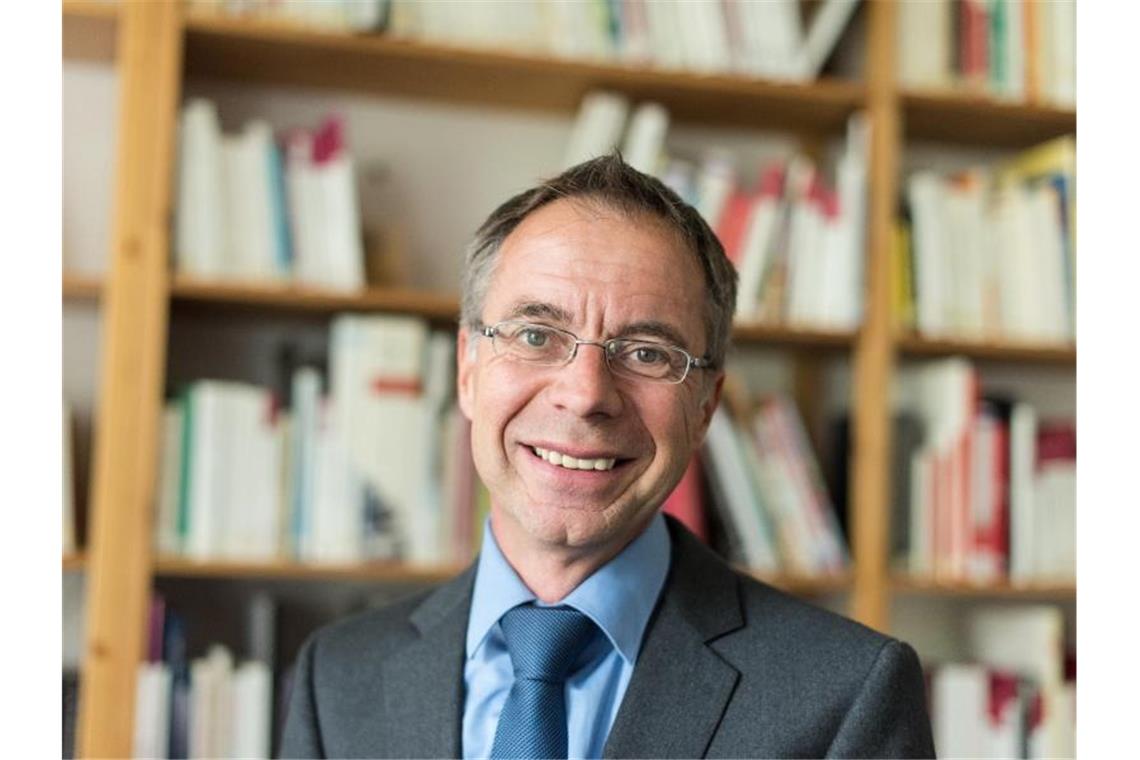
left=456, top=327, right=476, bottom=421
left=692, top=371, right=724, bottom=447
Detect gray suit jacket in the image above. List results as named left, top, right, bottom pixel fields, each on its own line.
left=280, top=518, right=935, bottom=758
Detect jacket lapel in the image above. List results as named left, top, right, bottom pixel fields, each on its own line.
left=378, top=566, right=475, bottom=759
left=604, top=521, right=744, bottom=759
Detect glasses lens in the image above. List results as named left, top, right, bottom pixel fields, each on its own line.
left=610, top=341, right=689, bottom=383
left=494, top=322, right=572, bottom=364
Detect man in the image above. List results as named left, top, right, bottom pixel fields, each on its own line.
left=280, top=155, right=935, bottom=758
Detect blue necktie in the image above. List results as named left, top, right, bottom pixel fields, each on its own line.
left=490, top=604, right=597, bottom=759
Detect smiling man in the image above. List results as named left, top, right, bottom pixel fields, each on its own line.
left=280, top=155, right=935, bottom=759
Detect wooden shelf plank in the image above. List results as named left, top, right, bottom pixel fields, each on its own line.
left=170, top=277, right=462, bottom=321
left=897, top=333, right=1076, bottom=364
left=63, top=1, right=119, bottom=63
left=153, top=556, right=467, bottom=583
left=750, top=571, right=853, bottom=596
left=64, top=553, right=87, bottom=572
left=892, top=575, right=1076, bottom=600
left=63, top=273, right=104, bottom=301
left=902, top=88, right=1075, bottom=147
left=182, top=12, right=865, bottom=135
left=732, top=322, right=856, bottom=350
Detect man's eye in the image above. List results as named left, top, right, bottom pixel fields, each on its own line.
left=632, top=346, right=667, bottom=364
left=520, top=328, right=549, bottom=348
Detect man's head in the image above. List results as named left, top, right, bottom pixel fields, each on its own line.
left=456, top=154, right=737, bottom=569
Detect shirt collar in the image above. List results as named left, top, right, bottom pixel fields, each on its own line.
left=465, top=512, right=671, bottom=666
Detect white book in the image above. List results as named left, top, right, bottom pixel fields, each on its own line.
left=155, top=402, right=184, bottom=556
left=897, top=0, right=951, bottom=87
left=308, top=407, right=364, bottom=563
left=734, top=188, right=781, bottom=320
left=1008, top=402, right=1038, bottom=581
left=175, top=98, right=226, bottom=277
left=230, top=661, right=273, bottom=759
left=674, top=0, right=730, bottom=73
left=620, top=102, right=669, bottom=176
left=563, top=91, right=630, bottom=169
left=1003, top=0, right=1027, bottom=100
left=931, top=664, right=987, bottom=758
left=285, top=132, right=324, bottom=287
left=1049, top=0, right=1075, bottom=105
left=643, top=0, right=685, bottom=70
left=703, top=408, right=780, bottom=572
left=824, top=112, right=868, bottom=329
left=693, top=153, right=736, bottom=229
left=331, top=314, right=435, bottom=561
left=64, top=400, right=76, bottom=555
left=908, top=448, right=933, bottom=576
left=784, top=189, right=826, bottom=326
left=289, top=367, right=322, bottom=560
left=133, top=661, right=172, bottom=760
left=747, top=0, right=807, bottom=80
left=907, top=172, right=948, bottom=335
left=751, top=406, right=818, bottom=574
left=222, top=386, right=281, bottom=561
left=794, top=0, right=860, bottom=80
left=185, top=383, right=225, bottom=560
left=317, top=152, right=367, bottom=291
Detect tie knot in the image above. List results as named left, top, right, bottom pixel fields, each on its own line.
left=499, top=604, right=597, bottom=682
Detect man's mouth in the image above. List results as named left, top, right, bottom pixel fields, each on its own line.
left=528, top=445, right=627, bottom=472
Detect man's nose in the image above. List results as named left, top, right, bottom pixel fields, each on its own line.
left=547, top=342, right=624, bottom=419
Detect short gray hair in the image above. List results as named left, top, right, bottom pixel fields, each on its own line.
left=460, top=153, right=737, bottom=368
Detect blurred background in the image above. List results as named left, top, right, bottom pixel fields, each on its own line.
left=62, top=1, right=1076, bottom=757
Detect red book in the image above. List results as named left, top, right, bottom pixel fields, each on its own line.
left=715, top=189, right=756, bottom=267
left=662, top=455, right=707, bottom=543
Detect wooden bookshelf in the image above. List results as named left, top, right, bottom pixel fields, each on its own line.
left=892, top=575, right=1076, bottom=600
left=897, top=333, right=1076, bottom=365
left=63, top=553, right=87, bottom=573
left=63, top=0, right=119, bottom=63
left=63, top=273, right=103, bottom=302
left=66, top=3, right=1077, bottom=756
left=901, top=88, right=1076, bottom=147
left=181, top=12, right=864, bottom=135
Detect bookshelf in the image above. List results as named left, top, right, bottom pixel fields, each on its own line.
left=65, top=2, right=1075, bottom=757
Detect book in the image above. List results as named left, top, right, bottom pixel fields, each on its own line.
left=563, top=91, right=630, bottom=169
left=63, top=400, right=76, bottom=555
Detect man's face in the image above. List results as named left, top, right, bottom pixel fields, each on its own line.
left=457, top=198, right=723, bottom=566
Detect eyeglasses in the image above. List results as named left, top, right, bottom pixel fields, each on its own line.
left=476, top=320, right=712, bottom=385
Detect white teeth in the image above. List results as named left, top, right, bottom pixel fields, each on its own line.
left=532, top=446, right=616, bottom=472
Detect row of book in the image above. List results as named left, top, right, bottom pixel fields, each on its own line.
left=154, top=315, right=488, bottom=565
left=898, top=0, right=1076, bottom=107
left=928, top=605, right=1075, bottom=758
left=568, top=90, right=868, bottom=330
left=175, top=99, right=366, bottom=290
left=893, top=358, right=1075, bottom=584
left=192, top=0, right=860, bottom=83
left=701, top=393, right=849, bottom=576
left=132, top=594, right=282, bottom=759
left=896, top=136, right=1075, bottom=343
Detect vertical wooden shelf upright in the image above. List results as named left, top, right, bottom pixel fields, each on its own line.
left=76, top=3, right=183, bottom=757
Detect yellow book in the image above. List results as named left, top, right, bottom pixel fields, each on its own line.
left=890, top=220, right=915, bottom=332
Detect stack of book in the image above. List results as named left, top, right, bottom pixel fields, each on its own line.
left=133, top=594, right=278, bottom=759
left=701, top=393, right=849, bottom=576
left=894, top=358, right=1075, bottom=584
left=193, top=0, right=861, bottom=83
left=928, top=606, right=1075, bottom=758
left=175, top=99, right=366, bottom=290
left=567, top=90, right=868, bottom=331
left=154, top=315, right=484, bottom=566
left=896, top=136, right=1075, bottom=343
left=897, top=0, right=1075, bottom=106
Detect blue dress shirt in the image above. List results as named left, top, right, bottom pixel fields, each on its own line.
left=462, top=513, right=671, bottom=760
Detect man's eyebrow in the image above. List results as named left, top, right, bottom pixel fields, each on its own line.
left=613, top=320, right=691, bottom=350
left=503, top=301, right=572, bottom=323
